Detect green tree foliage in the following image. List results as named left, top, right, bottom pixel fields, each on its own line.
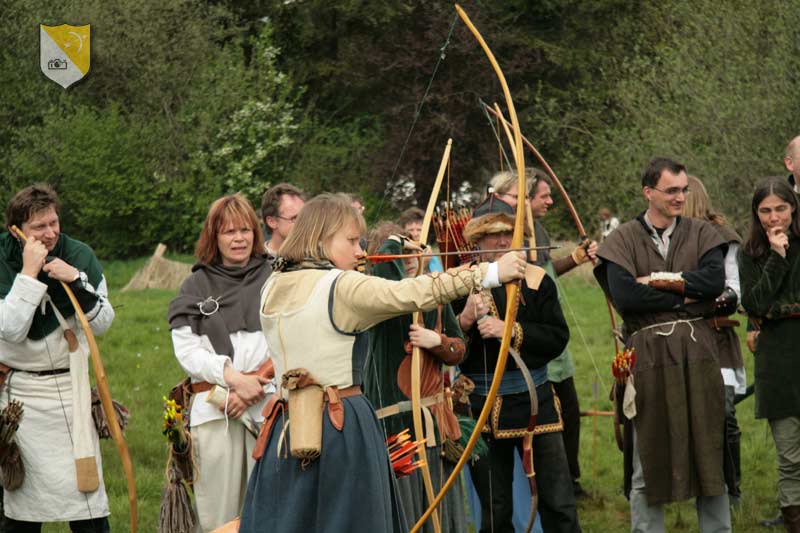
left=282, top=115, right=382, bottom=196
left=255, top=0, right=800, bottom=237
left=189, top=27, right=299, bottom=202
left=258, top=1, right=556, bottom=210
left=3, top=0, right=800, bottom=255
left=6, top=105, right=166, bottom=258
left=1, top=0, right=299, bottom=257
left=586, top=0, right=800, bottom=235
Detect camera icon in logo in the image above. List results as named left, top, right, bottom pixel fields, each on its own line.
left=47, top=58, right=68, bottom=70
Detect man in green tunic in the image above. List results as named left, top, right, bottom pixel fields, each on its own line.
left=594, top=157, right=730, bottom=532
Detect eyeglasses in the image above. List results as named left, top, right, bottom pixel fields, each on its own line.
left=650, top=186, right=690, bottom=197
left=275, top=215, right=299, bottom=223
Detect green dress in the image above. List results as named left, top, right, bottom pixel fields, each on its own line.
left=363, top=238, right=467, bottom=533
left=739, top=236, right=800, bottom=420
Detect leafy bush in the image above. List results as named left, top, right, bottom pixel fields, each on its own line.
left=5, top=104, right=201, bottom=258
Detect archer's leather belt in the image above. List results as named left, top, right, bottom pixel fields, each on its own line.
left=252, top=384, right=361, bottom=461
left=0, top=365, right=69, bottom=378
left=0, top=365, right=70, bottom=391
left=12, top=367, right=70, bottom=376
left=323, top=385, right=362, bottom=432
left=707, top=317, right=741, bottom=330
left=374, top=391, right=445, bottom=419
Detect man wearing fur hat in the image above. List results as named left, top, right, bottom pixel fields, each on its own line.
left=492, top=168, right=598, bottom=499
left=453, top=196, right=581, bottom=532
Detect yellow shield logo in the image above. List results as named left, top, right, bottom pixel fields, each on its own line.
left=40, top=24, right=90, bottom=89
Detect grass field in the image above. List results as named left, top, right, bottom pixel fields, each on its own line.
left=40, top=257, right=780, bottom=531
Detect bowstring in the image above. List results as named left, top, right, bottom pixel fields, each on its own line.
left=477, top=98, right=610, bottom=392
left=370, top=13, right=459, bottom=225
left=476, top=290, right=495, bottom=533
left=367, top=10, right=457, bottom=451
left=478, top=97, right=513, bottom=173
left=551, top=276, right=609, bottom=391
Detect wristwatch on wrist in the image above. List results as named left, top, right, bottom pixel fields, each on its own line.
left=71, top=271, right=88, bottom=289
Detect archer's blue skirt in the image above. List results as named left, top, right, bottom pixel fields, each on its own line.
left=240, top=395, right=407, bottom=532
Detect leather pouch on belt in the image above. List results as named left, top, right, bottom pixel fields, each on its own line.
left=283, top=369, right=324, bottom=461
left=253, top=358, right=275, bottom=381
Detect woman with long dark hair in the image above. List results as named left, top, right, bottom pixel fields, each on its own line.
left=739, top=178, right=800, bottom=530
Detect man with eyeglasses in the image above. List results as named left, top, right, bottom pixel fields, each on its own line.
left=260, top=183, right=305, bottom=259
left=785, top=135, right=800, bottom=194
left=594, top=157, right=731, bottom=532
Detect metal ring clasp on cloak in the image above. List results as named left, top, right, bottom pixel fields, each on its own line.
left=198, top=296, right=221, bottom=316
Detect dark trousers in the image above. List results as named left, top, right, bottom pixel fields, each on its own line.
left=552, top=377, right=581, bottom=482
left=4, top=516, right=110, bottom=532
left=724, top=385, right=741, bottom=498
left=469, top=431, right=581, bottom=533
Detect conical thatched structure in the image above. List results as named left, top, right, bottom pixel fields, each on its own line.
left=122, top=244, right=192, bottom=292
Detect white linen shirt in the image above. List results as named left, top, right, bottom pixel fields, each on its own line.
left=0, top=273, right=114, bottom=369
left=171, top=326, right=276, bottom=426
left=0, top=272, right=114, bottom=522
left=720, top=242, right=746, bottom=394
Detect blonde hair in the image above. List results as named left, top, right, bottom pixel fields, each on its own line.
left=683, top=175, right=727, bottom=226
left=489, top=168, right=550, bottom=197
left=278, top=193, right=366, bottom=261
left=489, top=170, right=518, bottom=196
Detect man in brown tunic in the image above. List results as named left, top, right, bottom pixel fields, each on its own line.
left=594, top=157, right=730, bottom=532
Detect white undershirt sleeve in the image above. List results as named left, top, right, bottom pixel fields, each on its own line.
left=724, top=243, right=740, bottom=299
left=0, top=274, right=48, bottom=343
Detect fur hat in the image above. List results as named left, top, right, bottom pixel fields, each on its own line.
left=463, top=195, right=527, bottom=243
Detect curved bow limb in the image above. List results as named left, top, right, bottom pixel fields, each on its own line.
left=11, top=226, right=138, bottom=532
left=485, top=104, right=625, bottom=450
left=492, top=102, right=539, bottom=265
left=410, top=138, right=452, bottom=533
left=411, top=5, right=527, bottom=531
left=483, top=103, right=622, bottom=355
left=62, top=284, right=138, bottom=532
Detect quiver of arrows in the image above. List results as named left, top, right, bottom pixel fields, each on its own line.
left=0, top=400, right=25, bottom=490
left=433, top=208, right=477, bottom=269
left=386, top=428, right=427, bottom=478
